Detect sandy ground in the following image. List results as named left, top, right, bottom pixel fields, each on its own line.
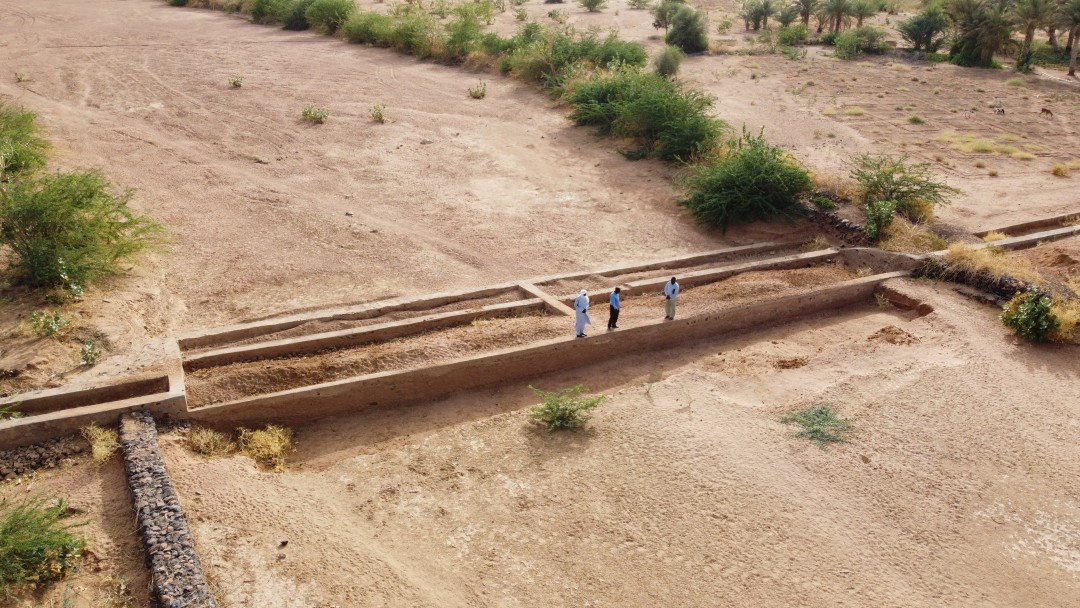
left=162, top=281, right=1080, bottom=607
left=2, top=2, right=1080, bottom=606
left=0, top=456, right=151, bottom=608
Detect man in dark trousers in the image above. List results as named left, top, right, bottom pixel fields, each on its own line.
left=608, top=287, right=622, bottom=330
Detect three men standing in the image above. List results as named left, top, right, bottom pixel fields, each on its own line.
left=663, top=277, right=680, bottom=320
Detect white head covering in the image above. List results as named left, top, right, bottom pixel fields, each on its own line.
left=579, top=289, right=587, bottom=296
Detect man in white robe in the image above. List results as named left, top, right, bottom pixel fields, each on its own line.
left=574, top=289, right=591, bottom=338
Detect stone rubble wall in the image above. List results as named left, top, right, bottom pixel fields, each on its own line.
left=119, top=412, right=217, bottom=608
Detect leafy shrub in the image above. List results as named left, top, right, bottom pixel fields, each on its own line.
left=716, top=18, right=733, bottom=34
left=850, top=154, right=957, bottom=223
left=834, top=26, right=888, bottom=59
left=628, top=0, right=651, bottom=8
left=777, top=24, right=808, bottom=45
left=907, top=115, right=924, bottom=124
left=0, top=403, right=21, bottom=421
left=370, top=102, right=386, bottom=122
left=679, top=129, right=811, bottom=231
left=1001, top=291, right=1059, bottom=343
left=654, top=45, right=685, bottom=78
left=343, top=11, right=393, bottom=44
left=812, top=196, right=837, bottom=210
left=30, top=311, right=69, bottom=339
left=528, top=385, right=604, bottom=431
left=566, top=69, right=724, bottom=161
left=782, top=404, right=851, bottom=445
left=898, top=5, right=949, bottom=52
left=250, top=0, right=274, bottom=22
left=665, top=5, right=709, bottom=54
left=272, top=0, right=317, bottom=30
left=652, top=0, right=686, bottom=32
left=548, top=8, right=569, bottom=23
left=79, top=340, right=101, bottom=367
left=0, top=171, right=162, bottom=289
left=80, top=423, right=119, bottom=465
left=468, top=80, right=487, bottom=98
left=301, top=104, right=329, bottom=123
left=821, top=31, right=838, bottom=45
left=0, top=102, right=49, bottom=181
left=507, top=29, right=647, bottom=89
left=0, top=497, right=86, bottom=594
left=578, top=0, right=607, bottom=11
left=381, top=5, right=443, bottom=58
left=229, top=75, right=244, bottom=88
left=863, top=198, right=897, bottom=240
left=238, top=424, right=294, bottom=470
left=514, top=6, right=528, bottom=20
left=168, top=0, right=188, bottom=6
left=304, top=0, right=356, bottom=34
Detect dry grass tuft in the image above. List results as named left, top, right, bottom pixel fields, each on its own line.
left=238, top=425, right=294, bottom=471
left=942, top=243, right=1043, bottom=285
left=1011, top=151, right=1035, bottom=161
left=1065, top=215, right=1080, bottom=227
left=188, top=426, right=235, bottom=456
left=80, top=423, right=119, bottom=465
left=801, top=235, right=831, bottom=252
left=879, top=217, right=948, bottom=254
left=982, top=231, right=1008, bottom=242
left=811, top=171, right=858, bottom=200
left=843, top=107, right=866, bottom=116
left=1051, top=164, right=1071, bottom=177
left=1050, top=298, right=1080, bottom=343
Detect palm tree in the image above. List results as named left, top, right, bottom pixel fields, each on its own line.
left=822, top=0, right=854, bottom=32
left=792, top=0, right=820, bottom=26
left=951, top=0, right=1015, bottom=66
left=852, top=0, right=877, bottom=26
left=759, top=0, right=780, bottom=30
left=1064, top=0, right=1080, bottom=75
left=1013, top=0, right=1055, bottom=70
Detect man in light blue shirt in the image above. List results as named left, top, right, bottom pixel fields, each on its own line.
left=574, top=289, right=591, bottom=338
left=663, top=277, right=680, bottom=320
left=607, top=287, right=622, bottom=330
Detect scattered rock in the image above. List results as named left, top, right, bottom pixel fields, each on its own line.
left=344, top=211, right=354, bottom=217
left=420, top=139, right=434, bottom=145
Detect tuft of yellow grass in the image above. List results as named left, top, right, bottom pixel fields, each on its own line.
left=1050, top=298, right=1080, bottom=343
left=1011, top=151, right=1035, bottom=161
left=188, top=426, right=235, bottom=457
left=843, top=107, right=866, bottom=116
left=982, top=231, right=1008, bottom=242
left=821, top=107, right=837, bottom=116
left=880, top=217, right=948, bottom=254
left=81, top=423, right=119, bottom=465
left=802, top=235, right=831, bottom=252
left=238, top=425, right=294, bottom=472
left=1051, top=164, right=1071, bottom=177
left=943, top=243, right=1043, bottom=285
left=1005, top=77, right=1025, bottom=87
left=1066, top=159, right=1080, bottom=170
left=811, top=171, right=859, bottom=200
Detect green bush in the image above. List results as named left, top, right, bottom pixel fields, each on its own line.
left=850, top=154, right=957, bottom=223
left=654, top=45, right=685, bottom=78
left=578, top=0, right=607, bottom=11
left=507, top=28, right=647, bottom=89
left=1002, top=291, right=1059, bottom=343
left=652, top=0, right=686, bottom=32
left=863, top=198, right=897, bottom=240
left=834, top=26, right=888, bottom=59
left=665, top=5, right=709, bottom=54
left=529, top=385, right=604, bottom=430
left=272, top=0, right=317, bottom=30
left=776, top=24, right=808, bottom=45
left=168, top=0, right=189, bottom=6
left=343, top=11, right=393, bottom=44
left=566, top=70, right=724, bottom=161
left=0, top=102, right=49, bottom=181
left=30, top=310, right=69, bottom=338
left=0, top=497, right=86, bottom=594
left=0, top=171, right=162, bottom=289
left=250, top=0, right=274, bottom=22
left=301, top=104, right=329, bottom=123
left=679, top=129, right=811, bottom=231
left=304, top=0, right=355, bottom=34
left=382, top=5, right=444, bottom=59
left=898, top=5, right=949, bottom=52
left=782, top=404, right=851, bottom=445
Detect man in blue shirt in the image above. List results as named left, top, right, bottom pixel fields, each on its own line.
left=663, top=277, right=680, bottom=320
left=607, top=287, right=622, bottom=330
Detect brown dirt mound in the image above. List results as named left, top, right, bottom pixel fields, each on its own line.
left=868, top=326, right=920, bottom=345
left=773, top=357, right=809, bottom=369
